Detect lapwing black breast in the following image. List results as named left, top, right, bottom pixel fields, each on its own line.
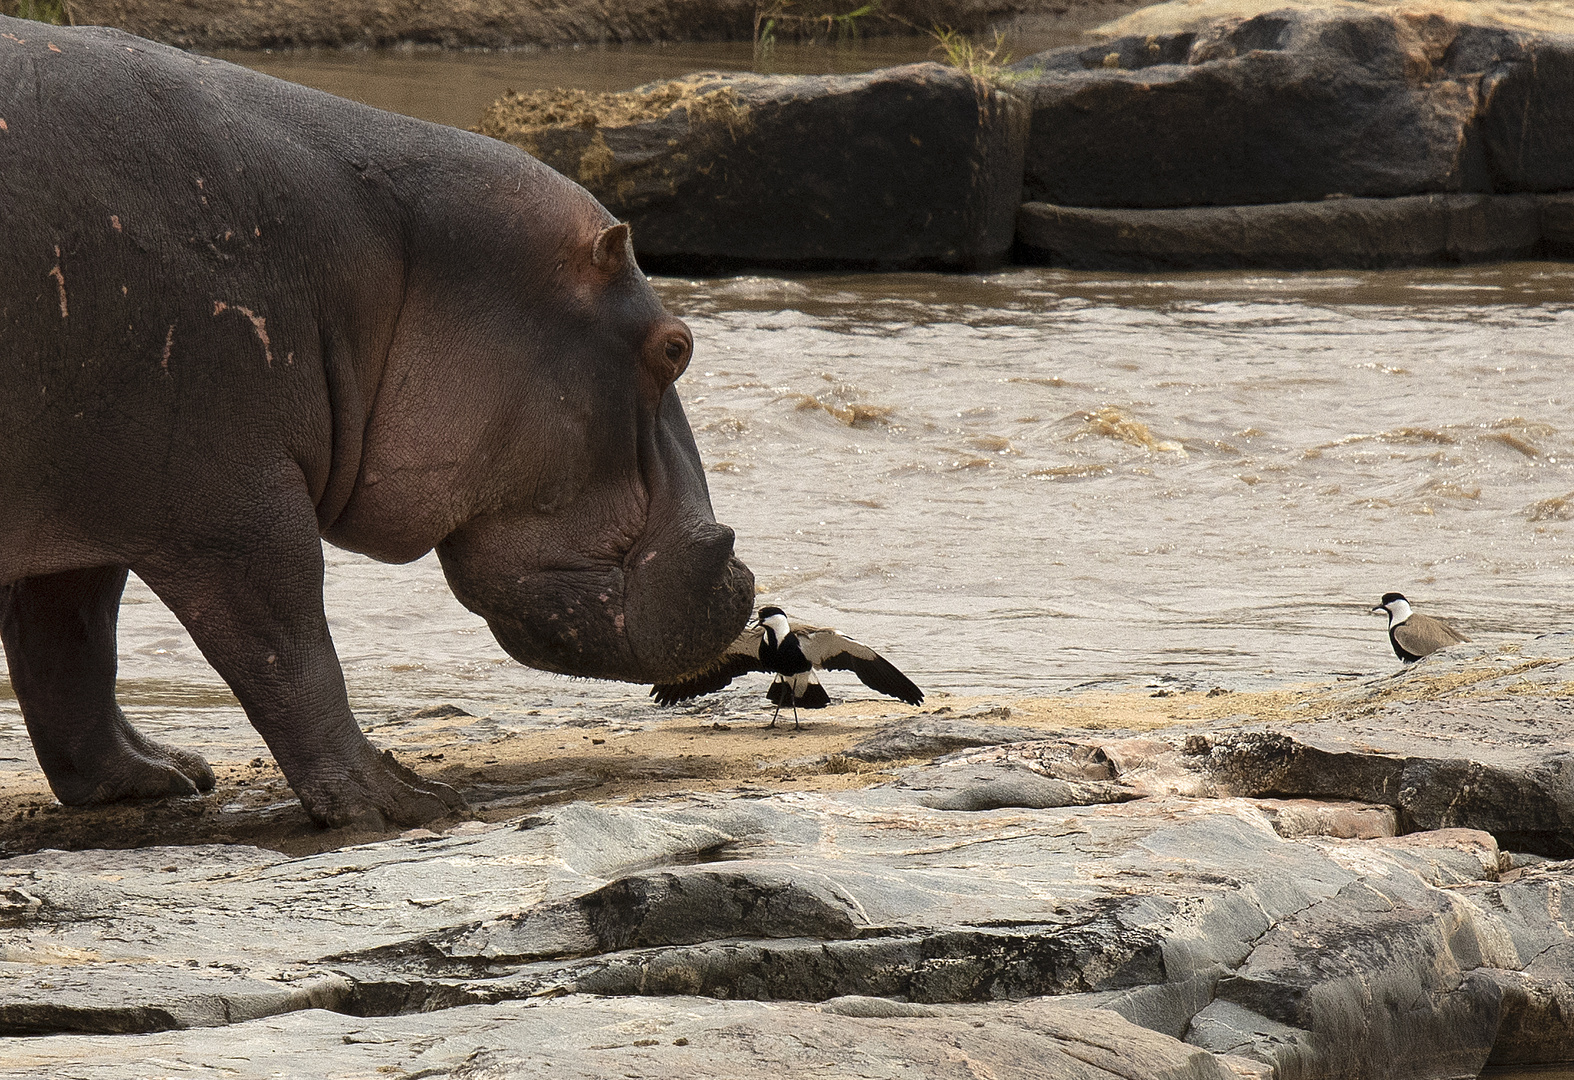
left=1373, top=592, right=1469, bottom=662
left=651, top=606, right=924, bottom=728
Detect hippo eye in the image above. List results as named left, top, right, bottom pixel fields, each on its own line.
left=650, top=326, right=692, bottom=384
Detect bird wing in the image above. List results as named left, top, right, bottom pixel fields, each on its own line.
left=649, top=625, right=767, bottom=705
left=1393, top=614, right=1469, bottom=658
left=798, top=628, right=924, bottom=706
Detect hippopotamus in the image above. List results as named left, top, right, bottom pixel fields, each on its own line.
left=0, top=16, right=754, bottom=828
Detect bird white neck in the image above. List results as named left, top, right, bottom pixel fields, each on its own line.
left=1386, top=599, right=1413, bottom=627
left=762, top=613, right=792, bottom=646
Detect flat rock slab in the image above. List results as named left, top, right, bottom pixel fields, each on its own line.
left=1, top=995, right=1263, bottom=1079
left=7, top=636, right=1574, bottom=1077
left=476, top=64, right=1027, bottom=271
left=1015, top=193, right=1551, bottom=270
left=953, top=635, right=1574, bottom=852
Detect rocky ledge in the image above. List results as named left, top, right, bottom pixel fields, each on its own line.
left=475, top=0, right=1574, bottom=271
left=6, top=635, right=1574, bottom=1078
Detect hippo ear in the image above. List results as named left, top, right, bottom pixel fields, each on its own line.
left=592, top=223, right=634, bottom=276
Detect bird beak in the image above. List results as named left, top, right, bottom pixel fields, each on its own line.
left=1370, top=605, right=1386, bottom=615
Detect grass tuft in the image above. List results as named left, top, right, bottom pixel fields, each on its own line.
left=5, top=0, right=69, bottom=24
left=930, top=25, right=1018, bottom=84
left=754, top=0, right=880, bottom=59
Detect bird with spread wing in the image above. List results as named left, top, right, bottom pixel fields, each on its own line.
left=650, top=606, right=924, bottom=727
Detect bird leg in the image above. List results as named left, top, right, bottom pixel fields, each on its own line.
left=768, top=677, right=782, bottom=728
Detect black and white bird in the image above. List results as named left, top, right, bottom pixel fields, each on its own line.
left=1372, top=592, right=1470, bottom=662
left=650, top=606, right=924, bottom=727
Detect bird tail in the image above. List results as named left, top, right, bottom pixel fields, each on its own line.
left=798, top=681, right=831, bottom=708
left=767, top=675, right=831, bottom=709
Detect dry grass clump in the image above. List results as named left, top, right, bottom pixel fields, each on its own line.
left=930, top=26, right=1013, bottom=81
left=477, top=79, right=748, bottom=142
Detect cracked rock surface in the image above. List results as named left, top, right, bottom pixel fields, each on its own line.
left=5, top=636, right=1574, bottom=1078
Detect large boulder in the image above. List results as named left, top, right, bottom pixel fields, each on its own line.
left=1010, top=7, right=1572, bottom=208
left=1480, top=37, right=1574, bottom=192
left=477, top=64, right=1028, bottom=271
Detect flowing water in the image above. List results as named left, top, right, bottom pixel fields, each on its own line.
left=213, top=40, right=944, bottom=129
left=1, top=45, right=1572, bottom=774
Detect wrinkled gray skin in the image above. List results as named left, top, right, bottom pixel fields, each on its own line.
left=0, top=17, right=754, bottom=829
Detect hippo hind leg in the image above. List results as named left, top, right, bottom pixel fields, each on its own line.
left=0, top=566, right=215, bottom=804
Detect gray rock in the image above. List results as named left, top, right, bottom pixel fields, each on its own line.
left=477, top=64, right=1027, bottom=271
left=840, top=713, right=1048, bottom=763
left=1011, top=11, right=1500, bottom=209
left=1251, top=799, right=1399, bottom=841
left=343, top=864, right=871, bottom=968
left=1470, top=966, right=1574, bottom=1068
left=1015, top=194, right=1545, bottom=271
left=1481, top=39, right=1574, bottom=192
left=1210, top=877, right=1506, bottom=1077
left=914, top=764, right=1135, bottom=811
left=1185, top=998, right=1319, bottom=1072
left=1, top=994, right=1247, bottom=1080
left=10, top=636, right=1574, bottom=1075
left=821, top=994, right=939, bottom=1017
left=0, top=966, right=348, bottom=1036
left=1544, top=191, right=1574, bottom=256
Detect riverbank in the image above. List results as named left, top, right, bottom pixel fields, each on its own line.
left=471, top=0, right=1574, bottom=271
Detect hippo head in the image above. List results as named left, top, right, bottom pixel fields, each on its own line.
left=333, top=197, right=753, bottom=684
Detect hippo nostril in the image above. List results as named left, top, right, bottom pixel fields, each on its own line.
left=695, top=523, right=736, bottom=561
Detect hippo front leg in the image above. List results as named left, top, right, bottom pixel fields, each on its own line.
left=1, top=566, right=217, bottom=804
left=136, top=491, right=466, bottom=830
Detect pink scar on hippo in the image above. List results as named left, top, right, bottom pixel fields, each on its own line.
left=0, top=16, right=754, bottom=830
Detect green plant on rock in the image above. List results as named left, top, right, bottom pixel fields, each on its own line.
left=4, top=0, right=69, bottom=24
left=753, top=0, right=880, bottom=59
left=930, top=25, right=1015, bottom=83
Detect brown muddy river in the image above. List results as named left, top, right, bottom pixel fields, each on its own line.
left=1, top=45, right=1572, bottom=774
left=210, top=21, right=1112, bottom=128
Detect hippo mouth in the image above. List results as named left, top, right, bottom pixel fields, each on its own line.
left=438, top=522, right=755, bottom=685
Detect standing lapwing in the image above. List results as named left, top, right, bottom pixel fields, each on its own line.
left=650, top=606, right=924, bottom=727
left=1372, top=593, right=1470, bottom=662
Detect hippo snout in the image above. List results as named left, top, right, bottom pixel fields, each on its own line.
left=692, top=522, right=740, bottom=572
left=625, top=523, right=754, bottom=682
left=436, top=511, right=753, bottom=685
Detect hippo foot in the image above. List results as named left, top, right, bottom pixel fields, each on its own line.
left=292, top=749, right=468, bottom=831
left=49, top=722, right=217, bottom=806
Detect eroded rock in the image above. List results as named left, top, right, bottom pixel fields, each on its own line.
left=477, top=64, right=1028, bottom=271
left=1480, top=38, right=1574, bottom=192
left=1012, top=11, right=1503, bottom=209
left=1003, top=5, right=1574, bottom=269
left=1015, top=193, right=1546, bottom=270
